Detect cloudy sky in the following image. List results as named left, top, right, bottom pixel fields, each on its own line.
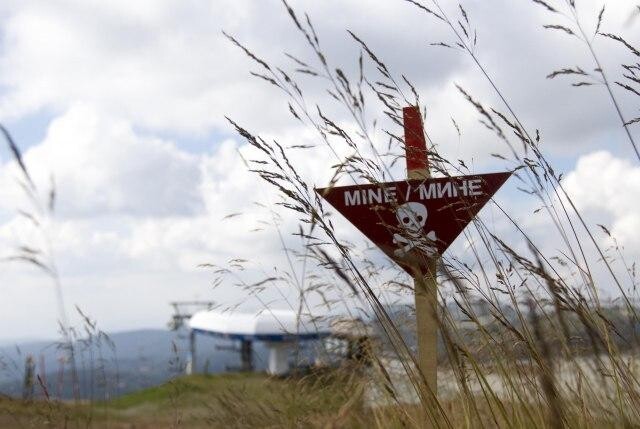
left=0, top=0, right=638, bottom=341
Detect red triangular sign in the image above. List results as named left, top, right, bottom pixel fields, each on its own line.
left=316, top=172, right=511, bottom=274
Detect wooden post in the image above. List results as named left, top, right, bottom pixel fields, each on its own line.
left=402, top=106, right=438, bottom=398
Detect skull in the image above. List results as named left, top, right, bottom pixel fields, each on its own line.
left=395, top=202, right=428, bottom=237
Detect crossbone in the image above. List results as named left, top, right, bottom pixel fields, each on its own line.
left=392, top=202, right=438, bottom=258
left=393, top=231, right=437, bottom=257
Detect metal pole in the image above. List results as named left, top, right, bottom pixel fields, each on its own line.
left=403, top=106, right=438, bottom=397
left=189, top=330, right=196, bottom=375
left=241, top=339, right=253, bottom=372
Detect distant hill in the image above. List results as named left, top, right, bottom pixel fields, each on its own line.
left=0, top=301, right=527, bottom=400
left=0, top=329, right=271, bottom=400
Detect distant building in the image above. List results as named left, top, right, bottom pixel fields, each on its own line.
left=188, top=309, right=331, bottom=375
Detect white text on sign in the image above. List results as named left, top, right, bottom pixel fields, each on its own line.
left=343, top=179, right=483, bottom=207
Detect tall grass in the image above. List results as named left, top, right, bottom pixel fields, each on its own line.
left=0, top=128, right=121, bottom=420
left=0, top=1, right=637, bottom=427
left=222, top=1, right=640, bottom=427
left=0, top=124, right=86, bottom=404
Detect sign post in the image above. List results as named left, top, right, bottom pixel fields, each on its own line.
left=403, top=106, right=438, bottom=397
left=316, top=105, right=512, bottom=414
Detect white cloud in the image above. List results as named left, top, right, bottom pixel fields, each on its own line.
left=0, top=105, right=363, bottom=338
left=0, top=0, right=635, bottom=159
left=0, top=0, right=638, bottom=340
left=0, top=104, right=202, bottom=217
left=563, top=150, right=640, bottom=251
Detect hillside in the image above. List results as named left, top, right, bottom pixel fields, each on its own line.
left=0, top=370, right=367, bottom=428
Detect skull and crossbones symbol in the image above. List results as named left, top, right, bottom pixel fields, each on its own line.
left=392, top=202, right=438, bottom=258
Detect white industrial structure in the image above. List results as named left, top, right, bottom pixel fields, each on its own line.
left=188, top=309, right=331, bottom=375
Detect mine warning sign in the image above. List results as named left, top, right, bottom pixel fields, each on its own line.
left=316, top=172, right=511, bottom=274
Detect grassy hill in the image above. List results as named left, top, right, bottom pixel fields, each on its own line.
left=2, top=362, right=635, bottom=428
left=0, top=369, right=368, bottom=428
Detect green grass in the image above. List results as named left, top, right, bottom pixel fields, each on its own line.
left=2, top=369, right=633, bottom=428
left=0, top=369, right=368, bottom=428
